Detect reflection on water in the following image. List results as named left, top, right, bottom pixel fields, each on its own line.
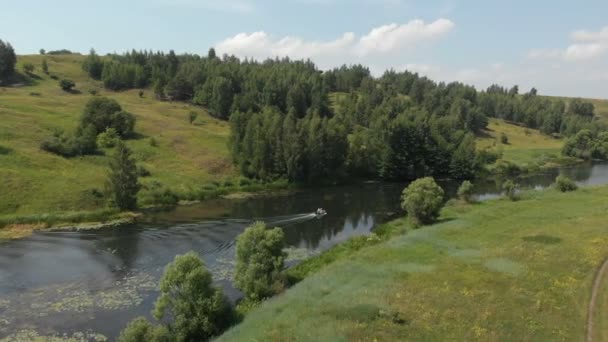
left=1, top=162, right=608, bottom=339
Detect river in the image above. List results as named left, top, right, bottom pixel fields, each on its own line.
left=1, top=162, right=607, bottom=339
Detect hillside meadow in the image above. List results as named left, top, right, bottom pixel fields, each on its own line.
left=218, top=185, right=608, bottom=341
left=0, top=54, right=233, bottom=217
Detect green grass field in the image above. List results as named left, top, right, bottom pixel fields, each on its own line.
left=0, top=55, right=233, bottom=217
left=477, top=118, right=566, bottom=166
left=218, top=186, right=608, bottom=341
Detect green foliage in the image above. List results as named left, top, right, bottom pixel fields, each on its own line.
left=80, top=96, right=136, bottom=137
left=107, top=141, right=140, bottom=210
left=555, top=175, right=577, bottom=192
left=401, top=177, right=445, bottom=226
left=40, top=125, right=98, bottom=157
left=96, top=128, right=119, bottom=148
left=82, top=48, right=104, bottom=80
left=457, top=180, right=475, bottom=203
left=235, top=222, right=286, bottom=301
left=148, top=137, right=158, bottom=147
left=502, top=179, right=518, bottom=201
left=500, top=132, right=509, bottom=144
left=450, top=133, right=477, bottom=179
left=118, top=317, right=171, bottom=342
left=591, top=132, right=608, bottom=160
left=39, top=49, right=45, bottom=55
left=493, top=159, right=522, bottom=176
left=188, top=111, right=198, bottom=124
left=59, top=78, right=75, bottom=92
left=0, top=39, right=16, bottom=79
left=153, top=252, right=234, bottom=341
left=22, top=62, right=34, bottom=74
left=41, top=58, right=48, bottom=74
left=562, top=129, right=593, bottom=160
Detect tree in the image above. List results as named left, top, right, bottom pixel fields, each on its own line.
left=450, top=133, right=477, bottom=179
left=39, top=49, right=46, bottom=55
left=235, top=222, right=286, bottom=301
left=208, top=48, right=217, bottom=59
left=97, top=128, right=119, bottom=148
left=83, top=48, right=104, bottom=80
left=457, top=180, right=475, bottom=203
left=555, top=175, right=577, bottom=192
left=41, top=58, right=49, bottom=74
left=107, top=141, right=140, bottom=210
left=118, top=318, right=170, bottom=342
left=188, top=111, right=198, bottom=124
left=153, top=252, right=234, bottom=341
left=23, top=63, right=34, bottom=74
left=81, top=97, right=135, bottom=137
left=0, top=39, right=17, bottom=79
left=401, top=177, right=444, bottom=226
left=59, top=79, right=75, bottom=92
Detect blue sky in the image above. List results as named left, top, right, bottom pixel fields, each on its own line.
left=2, top=0, right=607, bottom=98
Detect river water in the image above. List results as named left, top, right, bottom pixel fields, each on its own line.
left=1, top=162, right=607, bottom=339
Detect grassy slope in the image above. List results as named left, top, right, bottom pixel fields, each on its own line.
left=477, top=118, right=565, bottom=166
left=218, top=186, right=608, bottom=341
left=0, top=55, right=232, bottom=216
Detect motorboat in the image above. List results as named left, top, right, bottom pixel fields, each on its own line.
left=315, top=208, right=327, bottom=218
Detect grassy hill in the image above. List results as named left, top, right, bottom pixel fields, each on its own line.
left=218, top=186, right=608, bottom=341
left=0, top=55, right=232, bottom=217
left=478, top=118, right=565, bottom=166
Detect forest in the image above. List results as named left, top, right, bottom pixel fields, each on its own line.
left=26, top=48, right=580, bottom=183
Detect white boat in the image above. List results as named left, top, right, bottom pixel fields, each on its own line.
left=315, top=208, right=327, bottom=218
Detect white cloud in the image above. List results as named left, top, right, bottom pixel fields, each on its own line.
left=216, top=18, right=454, bottom=68
left=529, top=25, right=608, bottom=62
left=356, top=19, right=454, bottom=56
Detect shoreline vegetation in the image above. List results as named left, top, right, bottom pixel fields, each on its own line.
left=0, top=180, right=291, bottom=240
left=218, top=183, right=608, bottom=341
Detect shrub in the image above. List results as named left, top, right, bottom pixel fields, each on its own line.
left=96, top=128, right=119, bottom=148
left=23, top=63, right=34, bottom=74
left=401, top=177, right=445, bottom=226
left=59, top=79, right=75, bottom=92
left=40, top=125, right=97, bottom=157
left=148, top=137, right=158, bottom=147
left=500, top=133, right=509, bottom=144
left=555, top=175, right=577, bottom=192
left=41, top=59, right=49, bottom=74
left=153, top=252, right=235, bottom=341
left=188, top=111, right=198, bottom=124
left=476, top=148, right=502, bottom=165
left=493, top=159, right=522, bottom=176
left=50, top=74, right=58, bottom=80
left=502, top=180, right=518, bottom=201
left=136, top=165, right=151, bottom=177
left=81, top=97, right=136, bottom=137
left=138, top=90, right=144, bottom=98
left=235, top=222, right=286, bottom=302
left=457, top=180, right=475, bottom=203
left=29, top=92, right=41, bottom=96
left=118, top=317, right=170, bottom=342
left=88, top=88, right=98, bottom=96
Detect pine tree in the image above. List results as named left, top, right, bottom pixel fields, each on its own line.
left=107, top=141, right=140, bottom=210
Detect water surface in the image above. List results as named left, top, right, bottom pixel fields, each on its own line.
left=1, top=162, right=607, bottom=339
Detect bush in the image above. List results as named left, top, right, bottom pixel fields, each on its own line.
left=88, top=88, right=98, bottom=96
left=493, top=159, right=522, bottom=176
left=96, top=128, right=119, bottom=148
left=118, top=317, right=170, bottom=342
left=23, top=63, right=34, bottom=74
left=50, top=74, right=58, bottom=80
left=41, top=59, right=49, bottom=74
left=136, top=165, right=151, bottom=177
left=40, top=125, right=97, bottom=157
left=401, top=177, right=444, bottom=226
left=59, top=79, right=75, bottom=92
left=81, top=97, right=136, bottom=137
left=235, top=222, right=286, bottom=302
left=555, top=175, right=577, bottom=192
left=502, top=180, right=518, bottom=201
left=153, top=252, right=235, bottom=341
left=148, top=137, right=158, bottom=147
left=138, top=90, right=144, bottom=98
left=500, top=133, right=509, bottom=144
left=476, top=148, right=502, bottom=165
left=457, top=180, right=475, bottom=203
left=188, top=111, right=198, bottom=124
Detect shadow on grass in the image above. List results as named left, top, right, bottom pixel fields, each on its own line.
left=476, top=129, right=495, bottom=139
left=129, top=132, right=149, bottom=141
left=0, top=146, right=13, bottom=155
left=0, top=72, right=38, bottom=87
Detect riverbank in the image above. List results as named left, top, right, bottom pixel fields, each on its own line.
left=218, top=185, right=608, bottom=341
left=0, top=180, right=292, bottom=240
